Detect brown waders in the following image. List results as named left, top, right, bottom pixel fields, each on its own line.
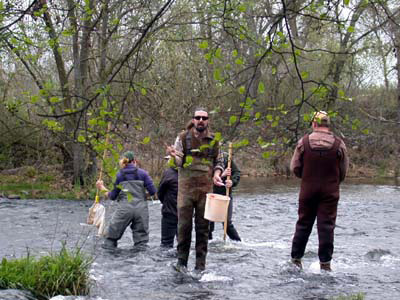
left=291, top=134, right=341, bottom=265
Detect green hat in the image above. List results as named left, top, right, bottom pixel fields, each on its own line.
left=123, top=151, right=135, bottom=161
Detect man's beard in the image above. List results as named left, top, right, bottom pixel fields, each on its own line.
left=195, top=124, right=207, bottom=132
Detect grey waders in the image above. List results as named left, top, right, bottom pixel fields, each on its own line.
left=103, top=171, right=149, bottom=248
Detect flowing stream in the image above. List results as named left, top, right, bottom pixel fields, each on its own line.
left=0, top=178, right=399, bottom=300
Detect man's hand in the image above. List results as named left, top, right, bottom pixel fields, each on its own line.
left=221, top=167, right=231, bottom=178
left=225, top=179, right=233, bottom=188
left=213, top=170, right=225, bottom=187
left=96, top=180, right=105, bottom=190
left=166, top=145, right=177, bottom=157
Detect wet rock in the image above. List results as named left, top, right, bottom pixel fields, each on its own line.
left=49, top=296, right=86, bottom=300
left=0, top=289, right=36, bottom=300
left=365, top=249, right=392, bottom=261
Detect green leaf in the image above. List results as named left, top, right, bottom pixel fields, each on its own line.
left=213, top=68, right=222, bottom=81
left=141, top=88, right=147, bottom=96
left=266, top=114, right=273, bottom=121
left=61, top=29, right=74, bottom=37
left=232, top=49, right=238, bottom=57
left=343, top=0, right=350, bottom=5
left=88, top=119, right=97, bottom=126
left=142, top=136, right=150, bottom=144
left=199, top=144, right=210, bottom=151
left=199, top=41, right=209, bottom=49
left=258, top=82, right=265, bottom=94
left=31, top=95, right=40, bottom=104
left=127, top=192, right=133, bottom=202
left=229, top=115, right=237, bottom=125
left=239, top=86, right=246, bottom=94
left=262, top=151, right=272, bottom=159
left=204, top=52, right=213, bottom=64
left=347, top=26, right=355, bottom=33
left=77, top=135, right=86, bottom=143
left=301, top=71, right=309, bottom=79
left=49, top=97, right=60, bottom=103
left=362, top=129, right=369, bottom=135
left=215, top=48, right=222, bottom=59
left=238, top=4, right=247, bottom=12
left=213, top=132, right=222, bottom=142
left=294, top=98, right=301, bottom=105
left=235, top=58, right=243, bottom=65
left=168, top=158, right=177, bottom=168
left=183, top=155, right=193, bottom=168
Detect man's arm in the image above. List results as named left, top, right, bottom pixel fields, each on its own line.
left=290, top=139, right=304, bottom=178
left=339, top=141, right=349, bottom=182
left=141, top=170, right=156, bottom=196
left=157, top=172, right=168, bottom=203
left=230, top=160, right=241, bottom=187
left=167, top=136, right=184, bottom=167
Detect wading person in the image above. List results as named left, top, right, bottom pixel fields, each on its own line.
left=166, top=107, right=224, bottom=272
left=290, top=111, right=349, bottom=271
left=157, top=156, right=178, bottom=248
left=96, top=151, right=156, bottom=249
left=209, top=151, right=241, bottom=241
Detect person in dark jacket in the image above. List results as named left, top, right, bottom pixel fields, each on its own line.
left=290, top=111, right=349, bottom=271
left=209, top=151, right=241, bottom=241
left=96, top=151, right=156, bottom=249
left=157, top=156, right=178, bottom=248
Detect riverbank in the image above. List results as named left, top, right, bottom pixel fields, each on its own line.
left=0, top=160, right=398, bottom=200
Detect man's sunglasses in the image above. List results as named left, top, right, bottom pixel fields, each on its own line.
left=193, top=116, right=209, bottom=121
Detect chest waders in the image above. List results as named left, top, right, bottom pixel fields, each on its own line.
left=176, top=130, right=216, bottom=271
left=105, top=168, right=149, bottom=247
left=291, top=134, right=341, bottom=265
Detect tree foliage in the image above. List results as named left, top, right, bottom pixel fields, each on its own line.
left=0, top=0, right=399, bottom=182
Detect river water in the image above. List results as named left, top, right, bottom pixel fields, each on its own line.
left=0, top=178, right=399, bottom=300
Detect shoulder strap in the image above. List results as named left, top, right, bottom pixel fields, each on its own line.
left=180, top=130, right=191, bottom=155
left=332, top=137, right=341, bottom=157
left=303, top=134, right=311, bottom=152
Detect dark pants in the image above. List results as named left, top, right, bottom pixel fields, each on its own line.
left=161, top=213, right=178, bottom=248
left=291, top=192, right=339, bottom=263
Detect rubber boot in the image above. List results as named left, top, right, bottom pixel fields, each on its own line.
left=227, top=224, right=241, bottom=241
left=173, top=258, right=188, bottom=273
left=101, top=238, right=117, bottom=249
left=208, top=222, right=214, bottom=240
left=291, top=258, right=303, bottom=270
left=320, top=262, right=332, bottom=272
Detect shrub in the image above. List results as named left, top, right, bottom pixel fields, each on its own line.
left=0, top=245, right=92, bottom=300
left=332, top=293, right=365, bottom=300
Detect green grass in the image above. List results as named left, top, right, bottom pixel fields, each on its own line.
left=0, top=245, right=92, bottom=299
left=0, top=174, right=95, bottom=200
left=331, top=293, right=365, bottom=300
left=0, top=182, right=50, bottom=191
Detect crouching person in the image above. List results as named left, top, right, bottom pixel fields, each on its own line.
left=96, top=151, right=156, bottom=249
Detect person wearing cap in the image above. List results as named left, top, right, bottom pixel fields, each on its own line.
left=290, top=111, right=349, bottom=271
left=96, top=151, right=156, bottom=249
left=209, top=151, right=241, bottom=241
left=166, top=107, right=224, bottom=272
left=157, top=156, right=178, bottom=248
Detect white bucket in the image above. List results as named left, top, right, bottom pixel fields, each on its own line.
left=204, top=193, right=230, bottom=222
